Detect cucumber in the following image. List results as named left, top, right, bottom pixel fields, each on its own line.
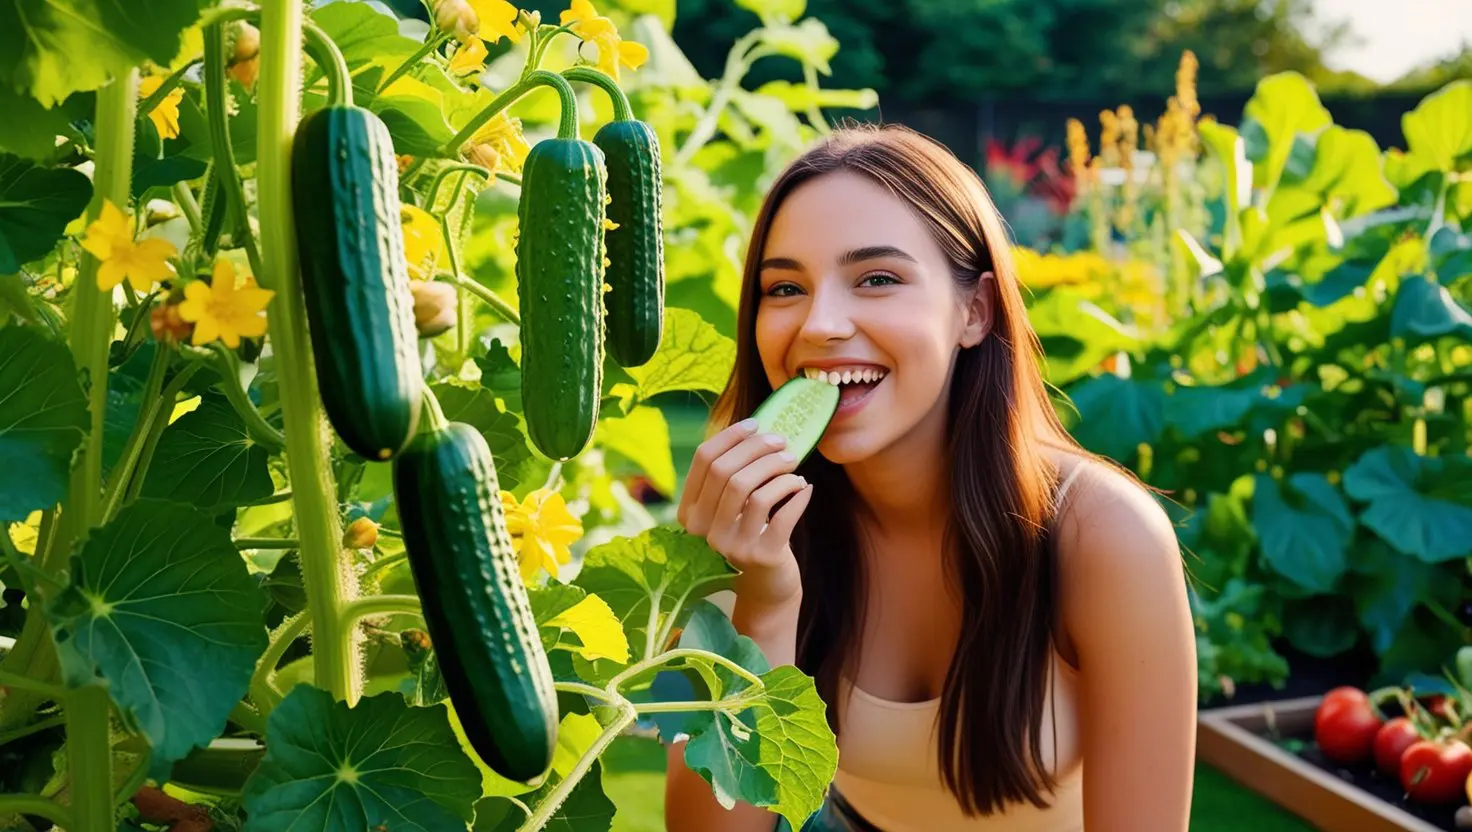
left=594, top=119, right=664, bottom=368
left=752, top=376, right=840, bottom=462
left=290, top=104, right=422, bottom=460
left=516, top=137, right=608, bottom=461
left=392, top=421, right=558, bottom=782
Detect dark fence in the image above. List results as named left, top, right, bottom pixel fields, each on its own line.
left=859, top=90, right=1440, bottom=173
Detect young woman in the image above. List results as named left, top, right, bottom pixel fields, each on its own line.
left=664, top=124, right=1197, bottom=831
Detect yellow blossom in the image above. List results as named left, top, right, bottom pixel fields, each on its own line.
left=138, top=76, right=185, bottom=140
left=467, top=0, right=522, bottom=44
left=80, top=199, right=179, bottom=292
left=501, top=488, right=583, bottom=581
left=448, top=37, right=488, bottom=75
left=177, top=259, right=275, bottom=348
left=467, top=110, right=531, bottom=175
left=401, top=205, right=446, bottom=280
left=559, top=0, right=647, bottom=81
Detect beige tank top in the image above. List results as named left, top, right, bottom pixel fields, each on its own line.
left=830, top=464, right=1087, bottom=831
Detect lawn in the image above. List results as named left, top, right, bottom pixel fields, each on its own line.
left=600, top=734, right=1313, bottom=831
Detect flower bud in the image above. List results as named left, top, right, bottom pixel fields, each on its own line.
left=150, top=301, right=194, bottom=343
left=464, top=143, right=501, bottom=173
left=228, top=22, right=261, bottom=88
left=435, top=0, right=479, bottom=42
left=411, top=280, right=458, bottom=338
left=342, top=516, right=379, bottom=549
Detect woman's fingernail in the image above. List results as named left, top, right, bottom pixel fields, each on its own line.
left=738, top=418, right=758, bottom=432
left=779, top=451, right=796, bottom=463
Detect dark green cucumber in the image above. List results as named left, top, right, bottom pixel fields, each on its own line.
left=594, top=119, right=664, bottom=368
left=392, top=421, right=558, bottom=782
left=753, top=376, right=840, bottom=462
left=516, top=137, right=607, bottom=460
left=290, top=105, right=422, bottom=460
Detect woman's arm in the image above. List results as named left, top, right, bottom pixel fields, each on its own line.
left=1057, top=465, right=1198, bottom=832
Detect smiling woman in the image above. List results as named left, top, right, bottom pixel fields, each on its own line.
left=667, top=123, right=1198, bottom=832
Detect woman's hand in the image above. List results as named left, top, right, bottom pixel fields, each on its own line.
left=677, top=418, right=813, bottom=611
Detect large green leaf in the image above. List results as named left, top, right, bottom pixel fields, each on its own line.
left=1430, top=227, right=1472, bottom=283
left=310, top=0, right=421, bottom=73
left=572, top=525, right=736, bottom=664
left=1064, top=374, right=1166, bottom=464
left=0, top=87, right=91, bottom=161
left=1402, top=80, right=1472, bottom=173
left=474, top=761, right=617, bottom=832
left=750, top=666, right=839, bottom=827
left=1165, top=370, right=1305, bottom=440
left=45, top=500, right=268, bottom=776
left=1390, top=275, right=1472, bottom=343
left=620, top=308, right=736, bottom=406
left=756, top=19, right=838, bottom=74
left=139, top=395, right=275, bottom=510
left=241, top=686, right=482, bottom=831
left=1242, top=72, right=1332, bottom=192
left=476, top=339, right=523, bottom=414
left=596, top=405, right=677, bottom=497
left=0, top=0, right=207, bottom=107
left=1350, top=539, right=1440, bottom=654
left=1251, top=473, right=1353, bottom=593
left=1283, top=595, right=1358, bottom=658
left=0, top=153, right=91, bottom=272
left=432, top=380, right=545, bottom=494
left=1030, top=288, right=1139, bottom=385
left=1268, top=127, right=1396, bottom=225
left=1199, top=121, right=1251, bottom=225
left=1342, top=446, right=1472, bottom=562
left=0, top=325, right=88, bottom=522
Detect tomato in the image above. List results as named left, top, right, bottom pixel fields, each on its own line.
left=1374, top=717, right=1422, bottom=777
left=1400, top=738, right=1472, bottom=804
left=1422, top=694, right=1458, bottom=722
left=1316, top=687, right=1383, bottom=764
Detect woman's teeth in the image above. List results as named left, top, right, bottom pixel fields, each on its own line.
left=801, top=367, right=888, bottom=385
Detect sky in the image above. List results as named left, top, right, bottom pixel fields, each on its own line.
left=1313, top=0, right=1472, bottom=82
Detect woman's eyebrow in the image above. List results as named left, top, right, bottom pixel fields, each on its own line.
left=838, top=245, right=918, bottom=265
left=759, top=256, right=804, bottom=271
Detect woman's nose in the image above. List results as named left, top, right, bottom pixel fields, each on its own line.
left=797, top=287, right=856, bottom=344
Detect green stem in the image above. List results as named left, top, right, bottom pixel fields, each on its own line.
left=528, top=24, right=576, bottom=73
left=497, top=171, right=522, bottom=186
left=553, top=681, right=620, bottom=706
left=561, top=66, right=631, bottom=121
left=445, top=69, right=579, bottom=155
left=636, top=691, right=758, bottom=714
left=380, top=33, right=451, bottom=94
left=0, top=670, right=67, bottom=699
left=246, top=490, right=295, bottom=506
left=99, top=342, right=171, bottom=523
left=67, top=684, right=114, bottom=832
left=341, top=594, right=423, bottom=628
left=0, top=713, right=65, bottom=748
left=518, top=704, right=636, bottom=832
left=257, top=0, right=359, bottom=704
left=422, top=385, right=448, bottom=431
left=800, top=62, right=829, bottom=134
left=205, top=21, right=263, bottom=279
left=113, top=748, right=152, bottom=808
left=228, top=699, right=267, bottom=735
left=449, top=274, right=520, bottom=324
left=250, top=610, right=311, bottom=715
left=674, top=31, right=762, bottom=166
left=139, top=60, right=199, bottom=122
left=302, top=18, right=353, bottom=107
left=608, top=648, right=765, bottom=695
left=359, top=551, right=407, bottom=584
left=173, top=180, right=203, bottom=235
left=234, top=538, right=299, bottom=550
left=125, top=363, right=201, bottom=504
left=0, top=795, right=70, bottom=828
left=209, top=343, right=287, bottom=451
left=425, top=163, right=492, bottom=210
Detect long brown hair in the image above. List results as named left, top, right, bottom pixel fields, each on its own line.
left=709, top=123, right=1108, bottom=816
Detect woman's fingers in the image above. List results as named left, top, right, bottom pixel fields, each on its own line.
left=736, top=473, right=808, bottom=545
left=709, top=448, right=798, bottom=534
left=760, top=481, right=814, bottom=551
left=687, top=432, right=787, bottom=531
left=678, top=419, right=757, bottom=531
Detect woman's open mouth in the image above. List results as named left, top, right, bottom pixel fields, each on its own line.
left=800, top=366, right=887, bottom=416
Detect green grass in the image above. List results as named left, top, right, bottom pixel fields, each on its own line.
left=599, top=734, right=1314, bottom=831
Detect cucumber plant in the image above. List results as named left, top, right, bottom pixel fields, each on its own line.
left=0, top=1, right=873, bottom=830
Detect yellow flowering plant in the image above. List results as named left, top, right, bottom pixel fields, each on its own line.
left=501, top=487, right=584, bottom=581
left=177, top=258, right=275, bottom=348
left=80, top=198, right=180, bottom=292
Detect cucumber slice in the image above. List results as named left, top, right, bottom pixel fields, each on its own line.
left=752, top=376, right=840, bottom=461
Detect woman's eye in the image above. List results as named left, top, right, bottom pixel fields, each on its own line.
left=765, top=283, right=803, bottom=297
left=860, top=272, right=900, bottom=287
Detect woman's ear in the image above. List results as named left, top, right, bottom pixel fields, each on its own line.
left=958, top=271, right=996, bottom=348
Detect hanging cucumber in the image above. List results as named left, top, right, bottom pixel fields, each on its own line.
left=392, top=415, right=559, bottom=782
left=290, top=104, right=422, bottom=460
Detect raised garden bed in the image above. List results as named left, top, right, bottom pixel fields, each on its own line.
left=1198, top=696, right=1461, bottom=832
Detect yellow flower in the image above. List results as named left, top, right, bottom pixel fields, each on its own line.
left=501, top=488, right=583, bottom=581
left=467, top=110, right=531, bottom=175
left=401, top=205, right=446, bottom=280
left=448, top=37, right=488, bottom=75
left=178, top=259, right=275, bottom=348
left=80, top=199, right=179, bottom=292
left=559, top=0, right=647, bottom=81
left=138, top=76, right=185, bottom=140
left=467, top=0, right=522, bottom=44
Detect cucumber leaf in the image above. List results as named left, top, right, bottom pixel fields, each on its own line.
left=1343, top=445, right=1472, bottom=562
left=1064, top=374, right=1167, bottom=465
left=0, top=153, right=91, bottom=272
left=0, top=325, right=88, bottom=522
left=619, top=308, right=736, bottom=407
left=45, top=500, right=268, bottom=777
left=139, top=394, right=275, bottom=510
left=1252, top=473, right=1353, bottom=592
left=473, top=761, right=617, bottom=832
left=241, top=687, right=482, bottom=832
left=432, top=379, right=546, bottom=495
left=572, top=525, right=735, bottom=666
left=596, top=405, right=678, bottom=497
left=1402, top=80, right=1472, bottom=174
left=546, top=594, right=630, bottom=664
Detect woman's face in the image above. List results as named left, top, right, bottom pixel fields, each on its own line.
left=753, top=171, right=990, bottom=465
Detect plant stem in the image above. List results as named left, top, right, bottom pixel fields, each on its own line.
left=341, top=594, right=423, bottom=628
left=124, top=362, right=202, bottom=503
left=636, top=691, right=757, bottom=714
left=205, top=21, right=263, bottom=278
left=561, top=66, right=631, bottom=121
left=250, top=610, right=311, bottom=714
left=112, top=747, right=152, bottom=808
left=173, top=181, right=203, bottom=234
left=379, top=33, right=451, bottom=94
left=497, top=171, right=522, bottom=186
left=425, top=163, right=492, bottom=210
left=0, top=795, right=69, bottom=828
left=234, top=538, right=299, bottom=550
left=0, top=713, right=65, bottom=748
left=302, top=18, right=354, bottom=108
left=0, top=670, right=68, bottom=699
left=553, top=681, right=620, bottom=706
left=67, top=683, right=114, bottom=832
left=359, top=550, right=408, bottom=584
left=445, top=69, right=580, bottom=155
left=257, top=0, right=360, bottom=705
left=674, top=31, right=761, bottom=166
left=450, top=274, right=520, bottom=324
left=517, top=704, right=635, bottom=832
left=209, top=343, right=287, bottom=451
left=99, top=342, right=172, bottom=523
left=608, top=648, right=765, bottom=695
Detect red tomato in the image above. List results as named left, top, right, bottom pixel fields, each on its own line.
left=1316, top=687, right=1383, bottom=764
left=1400, top=738, right=1472, bottom=804
left=1374, top=717, right=1422, bottom=777
left=1422, top=694, right=1458, bottom=722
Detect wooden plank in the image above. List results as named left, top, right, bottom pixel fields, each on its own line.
left=1198, top=697, right=1443, bottom=832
